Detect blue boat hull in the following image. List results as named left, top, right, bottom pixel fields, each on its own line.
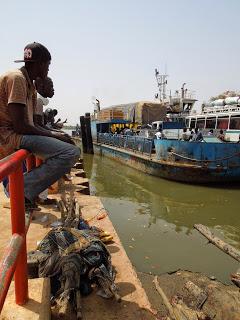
left=154, top=139, right=240, bottom=183
left=92, top=139, right=240, bottom=184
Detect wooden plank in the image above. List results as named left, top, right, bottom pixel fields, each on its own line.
left=194, top=224, right=240, bottom=262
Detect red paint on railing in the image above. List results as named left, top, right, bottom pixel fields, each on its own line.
left=0, top=149, right=31, bottom=311
left=9, top=166, right=28, bottom=305
left=0, top=234, right=23, bottom=311
left=0, top=150, right=29, bottom=182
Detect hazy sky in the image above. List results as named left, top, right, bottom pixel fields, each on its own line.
left=1, top=0, right=240, bottom=124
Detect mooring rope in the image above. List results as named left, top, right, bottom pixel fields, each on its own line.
left=170, top=151, right=240, bottom=163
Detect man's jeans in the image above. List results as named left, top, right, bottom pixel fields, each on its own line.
left=20, top=135, right=80, bottom=202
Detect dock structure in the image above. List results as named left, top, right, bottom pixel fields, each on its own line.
left=0, top=159, right=155, bottom=320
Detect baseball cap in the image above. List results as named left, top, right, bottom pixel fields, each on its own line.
left=14, top=42, right=51, bottom=63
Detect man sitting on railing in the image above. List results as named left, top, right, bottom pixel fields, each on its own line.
left=0, top=42, right=80, bottom=207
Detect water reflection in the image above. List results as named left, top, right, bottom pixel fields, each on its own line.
left=83, top=154, right=240, bottom=282
left=84, top=155, right=240, bottom=244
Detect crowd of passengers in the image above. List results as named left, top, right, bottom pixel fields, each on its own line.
left=105, top=126, right=233, bottom=142
left=155, top=127, right=232, bottom=142
left=178, top=128, right=231, bottom=142
left=179, top=127, right=224, bottom=142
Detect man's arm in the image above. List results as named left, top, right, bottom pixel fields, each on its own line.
left=33, top=114, right=54, bottom=130
left=33, top=114, right=44, bottom=126
left=9, top=103, right=73, bottom=144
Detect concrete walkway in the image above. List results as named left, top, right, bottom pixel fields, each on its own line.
left=0, top=167, right=156, bottom=319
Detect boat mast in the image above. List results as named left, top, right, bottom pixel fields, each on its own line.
left=155, top=68, right=168, bottom=103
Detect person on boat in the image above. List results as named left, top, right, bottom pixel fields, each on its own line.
left=188, top=128, right=194, bottom=140
left=155, top=128, right=165, bottom=139
left=218, top=129, right=225, bottom=141
left=125, top=127, right=133, bottom=136
left=180, top=128, right=190, bottom=141
left=0, top=42, right=80, bottom=207
left=192, top=127, right=203, bottom=141
left=115, top=127, right=121, bottom=135
left=208, top=129, right=214, bottom=136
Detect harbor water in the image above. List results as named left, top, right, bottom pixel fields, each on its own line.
left=83, top=153, right=240, bottom=284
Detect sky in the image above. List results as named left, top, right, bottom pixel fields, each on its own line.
left=1, top=0, right=240, bottom=125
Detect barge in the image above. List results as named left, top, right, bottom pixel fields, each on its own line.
left=88, top=94, right=240, bottom=184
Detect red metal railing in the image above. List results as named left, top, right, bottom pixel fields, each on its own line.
left=0, top=149, right=30, bottom=311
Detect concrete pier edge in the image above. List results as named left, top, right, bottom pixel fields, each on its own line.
left=0, top=161, right=156, bottom=320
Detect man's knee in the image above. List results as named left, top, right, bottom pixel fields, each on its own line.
left=73, top=145, right=80, bottom=160
left=67, top=145, right=80, bottom=163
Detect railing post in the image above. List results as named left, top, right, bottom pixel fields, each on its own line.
left=149, top=140, right=152, bottom=158
left=9, top=165, right=28, bottom=305
left=0, top=234, right=23, bottom=312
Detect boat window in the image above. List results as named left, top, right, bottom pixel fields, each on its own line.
left=206, top=117, right=216, bottom=129
left=152, top=123, right=157, bottom=130
left=229, top=116, right=240, bottom=129
left=190, top=118, right=196, bottom=128
left=196, top=118, right=205, bottom=129
left=185, top=119, right=190, bottom=127
left=216, top=117, right=229, bottom=129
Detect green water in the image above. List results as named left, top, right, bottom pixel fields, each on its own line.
left=83, top=153, right=240, bottom=284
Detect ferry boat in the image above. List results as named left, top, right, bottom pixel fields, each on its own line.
left=186, top=98, right=240, bottom=142
left=153, top=94, right=240, bottom=183
left=88, top=85, right=240, bottom=183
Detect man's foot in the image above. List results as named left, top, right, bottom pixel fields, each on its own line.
left=37, top=198, right=57, bottom=205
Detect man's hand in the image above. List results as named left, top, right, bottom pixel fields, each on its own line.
left=9, top=104, right=75, bottom=146
left=53, top=132, right=75, bottom=145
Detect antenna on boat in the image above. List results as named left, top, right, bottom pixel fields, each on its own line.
left=155, top=68, right=168, bottom=102
left=91, top=96, right=100, bottom=113
left=181, top=83, right=186, bottom=98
